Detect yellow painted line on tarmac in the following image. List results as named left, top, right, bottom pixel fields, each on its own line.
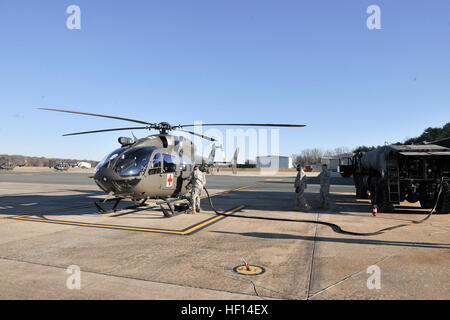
left=181, top=205, right=245, bottom=235
left=11, top=206, right=245, bottom=235
left=11, top=216, right=185, bottom=234
left=202, top=181, right=265, bottom=198
left=9, top=181, right=264, bottom=235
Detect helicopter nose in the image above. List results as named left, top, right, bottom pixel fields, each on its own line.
left=94, top=168, right=115, bottom=193
left=94, top=167, right=141, bottom=195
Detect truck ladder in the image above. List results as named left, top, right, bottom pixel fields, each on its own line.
left=387, top=165, right=400, bottom=203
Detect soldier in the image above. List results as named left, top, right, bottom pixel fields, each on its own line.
left=187, top=165, right=206, bottom=214
left=294, top=165, right=311, bottom=211
left=318, top=164, right=331, bottom=209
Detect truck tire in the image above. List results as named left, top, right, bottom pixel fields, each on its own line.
left=419, top=198, right=435, bottom=210
left=436, top=181, right=450, bottom=214
left=340, top=171, right=352, bottom=178
left=371, top=176, right=394, bottom=213
left=359, top=187, right=369, bottom=199
left=378, top=187, right=395, bottom=213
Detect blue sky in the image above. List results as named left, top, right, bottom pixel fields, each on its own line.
left=1, top=1, right=449, bottom=161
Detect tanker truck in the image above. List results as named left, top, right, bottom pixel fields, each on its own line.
left=348, top=144, right=450, bottom=213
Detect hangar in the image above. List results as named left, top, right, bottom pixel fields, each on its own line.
left=256, top=155, right=294, bottom=169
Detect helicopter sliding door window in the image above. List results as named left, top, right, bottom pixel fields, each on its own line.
left=162, top=154, right=176, bottom=173
left=149, top=153, right=162, bottom=175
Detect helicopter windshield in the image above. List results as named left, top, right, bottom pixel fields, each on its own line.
left=94, top=147, right=127, bottom=174
left=115, top=147, right=156, bottom=177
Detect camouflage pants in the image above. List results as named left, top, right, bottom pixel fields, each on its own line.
left=295, top=190, right=310, bottom=210
left=190, top=187, right=202, bottom=211
left=320, top=190, right=331, bottom=209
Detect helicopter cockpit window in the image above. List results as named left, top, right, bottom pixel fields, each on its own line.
left=94, top=147, right=127, bottom=173
left=115, top=147, right=155, bottom=177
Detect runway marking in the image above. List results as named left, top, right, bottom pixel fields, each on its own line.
left=11, top=206, right=245, bottom=235
left=9, top=181, right=264, bottom=235
left=20, top=203, right=38, bottom=206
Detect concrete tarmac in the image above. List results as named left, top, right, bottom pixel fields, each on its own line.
left=0, top=169, right=448, bottom=299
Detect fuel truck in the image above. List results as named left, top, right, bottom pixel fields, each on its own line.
left=344, top=144, right=450, bottom=213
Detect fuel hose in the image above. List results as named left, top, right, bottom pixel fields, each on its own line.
left=203, top=177, right=444, bottom=236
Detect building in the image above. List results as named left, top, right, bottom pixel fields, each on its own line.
left=256, top=156, right=293, bottom=169
left=320, top=153, right=354, bottom=171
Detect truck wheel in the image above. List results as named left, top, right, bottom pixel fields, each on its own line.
left=340, top=171, right=352, bottom=178
left=356, top=186, right=368, bottom=199
left=373, top=178, right=394, bottom=213
left=420, top=198, right=435, bottom=210
left=436, top=181, right=450, bottom=214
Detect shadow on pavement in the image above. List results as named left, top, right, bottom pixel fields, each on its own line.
left=211, top=231, right=450, bottom=249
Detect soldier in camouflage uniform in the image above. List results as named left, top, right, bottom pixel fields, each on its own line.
left=187, top=165, right=206, bottom=214
left=318, top=164, right=331, bottom=209
left=294, top=165, right=311, bottom=211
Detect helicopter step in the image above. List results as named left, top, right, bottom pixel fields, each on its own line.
left=158, top=197, right=191, bottom=218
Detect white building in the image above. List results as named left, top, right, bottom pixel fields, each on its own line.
left=256, top=156, right=293, bottom=169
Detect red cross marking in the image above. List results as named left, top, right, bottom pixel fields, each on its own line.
left=167, top=174, right=173, bottom=187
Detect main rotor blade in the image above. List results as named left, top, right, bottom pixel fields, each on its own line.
left=179, top=123, right=306, bottom=128
left=174, top=129, right=217, bottom=142
left=62, top=127, right=149, bottom=136
left=39, top=108, right=153, bottom=126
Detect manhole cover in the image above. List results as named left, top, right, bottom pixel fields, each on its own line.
left=232, top=264, right=265, bottom=276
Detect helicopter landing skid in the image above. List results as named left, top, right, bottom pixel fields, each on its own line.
left=94, top=197, right=148, bottom=214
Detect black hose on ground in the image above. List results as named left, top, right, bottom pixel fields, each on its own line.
left=203, top=177, right=444, bottom=236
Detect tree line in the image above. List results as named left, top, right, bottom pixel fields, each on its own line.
left=292, top=122, right=450, bottom=166
left=291, top=147, right=351, bottom=167
left=0, top=154, right=98, bottom=168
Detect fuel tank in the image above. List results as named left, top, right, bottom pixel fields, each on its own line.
left=361, top=146, right=392, bottom=173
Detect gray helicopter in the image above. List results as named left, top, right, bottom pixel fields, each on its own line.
left=40, top=108, right=305, bottom=216
left=0, top=160, right=15, bottom=171
left=54, top=162, right=70, bottom=171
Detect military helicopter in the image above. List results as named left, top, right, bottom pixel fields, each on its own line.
left=54, top=162, right=70, bottom=171
left=202, top=144, right=239, bottom=174
left=39, top=108, right=305, bottom=216
left=0, top=160, right=15, bottom=171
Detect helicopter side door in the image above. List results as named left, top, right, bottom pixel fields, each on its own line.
left=146, top=149, right=180, bottom=196
left=161, top=152, right=180, bottom=192
left=143, top=152, right=165, bottom=197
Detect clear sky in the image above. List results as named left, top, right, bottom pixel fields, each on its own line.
left=1, top=1, right=449, bottom=161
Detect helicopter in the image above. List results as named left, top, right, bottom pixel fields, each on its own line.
left=201, top=143, right=239, bottom=174
left=39, top=108, right=305, bottom=216
left=0, top=160, right=15, bottom=171
left=54, top=162, right=70, bottom=171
